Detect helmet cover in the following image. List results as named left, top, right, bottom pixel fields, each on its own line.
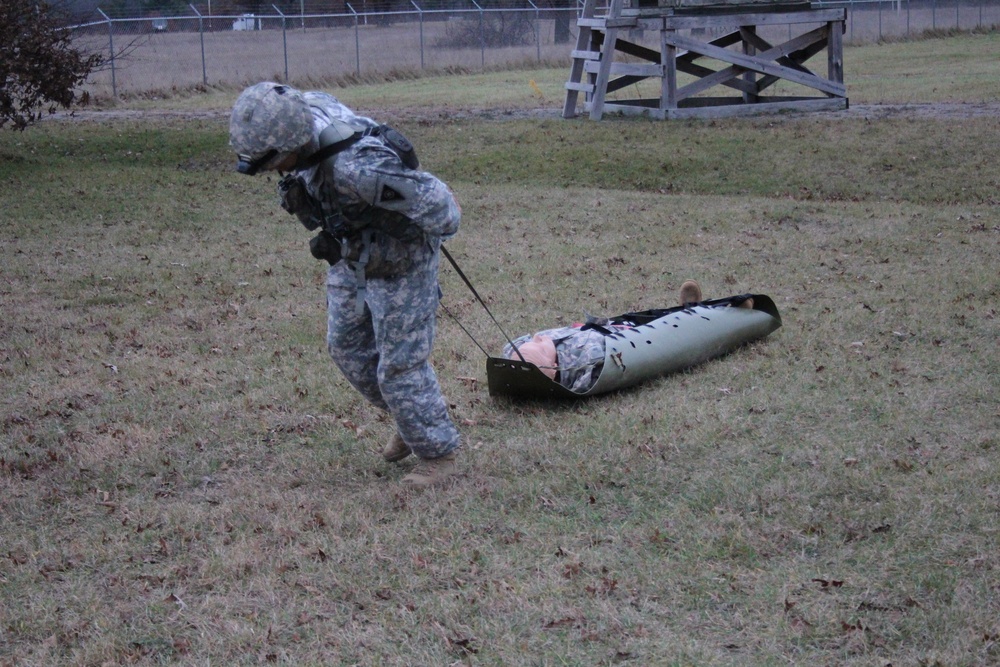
left=229, top=82, right=314, bottom=161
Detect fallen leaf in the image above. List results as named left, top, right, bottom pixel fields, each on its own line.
left=789, top=616, right=813, bottom=629
left=456, top=376, right=478, bottom=390
left=447, top=636, right=478, bottom=655
left=164, top=593, right=186, bottom=609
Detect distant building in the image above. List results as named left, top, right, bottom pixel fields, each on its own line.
left=232, top=14, right=261, bottom=30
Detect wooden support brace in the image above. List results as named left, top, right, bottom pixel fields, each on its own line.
left=665, top=32, right=846, bottom=97
left=566, top=5, right=847, bottom=120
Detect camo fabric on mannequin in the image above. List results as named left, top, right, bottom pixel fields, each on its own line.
left=504, top=326, right=608, bottom=394
left=300, top=92, right=461, bottom=459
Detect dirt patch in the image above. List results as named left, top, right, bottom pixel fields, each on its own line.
left=45, top=101, right=1000, bottom=124
left=825, top=101, right=1000, bottom=119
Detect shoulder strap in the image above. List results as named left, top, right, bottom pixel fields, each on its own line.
left=299, top=130, right=365, bottom=170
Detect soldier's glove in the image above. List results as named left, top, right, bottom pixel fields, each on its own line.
left=309, top=231, right=342, bottom=265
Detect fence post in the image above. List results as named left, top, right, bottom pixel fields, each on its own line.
left=274, top=5, right=289, bottom=81
left=96, top=9, right=117, bottom=97
left=347, top=3, right=361, bottom=76
left=471, top=0, right=485, bottom=69
left=410, top=0, right=425, bottom=69
left=528, top=0, right=540, bottom=62
left=189, top=5, right=208, bottom=86
left=848, top=0, right=854, bottom=41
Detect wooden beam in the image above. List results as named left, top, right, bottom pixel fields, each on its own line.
left=677, top=27, right=827, bottom=100
left=755, top=37, right=829, bottom=91
left=662, top=28, right=677, bottom=109
left=677, top=29, right=742, bottom=64
left=662, top=97, right=846, bottom=119
left=676, top=62, right=754, bottom=100
left=665, top=32, right=846, bottom=97
left=747, top=24, right=826, bottom=63
left=570, top=5, right=848, bottom=120
left=828, top=19, right=844, bottom=85
left=606, top=75, right=653, bottom=94
left=563, top=0, right=599, bottom=118
left=664, top=8, right=845, bottom=30
left=584, top=61, right=663, bottom=78
left=605, top=17, right=639, bottom=28
left=610, top=38, right=663, bottom=63
left=677, top=60, right=758, bottom=94
left=589, top=0, right=626, bottom=120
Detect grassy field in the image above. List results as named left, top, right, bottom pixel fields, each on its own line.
left=2, top=32, right=999, bottom=666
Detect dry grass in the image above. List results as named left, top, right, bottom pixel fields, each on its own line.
left=2, top=32, right=999, bottom=666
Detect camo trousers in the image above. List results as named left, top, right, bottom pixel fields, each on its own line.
left=325, top=252, right=459, bottom=460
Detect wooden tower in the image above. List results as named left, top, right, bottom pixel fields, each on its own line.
left=563, top=0, right=847, bottom=120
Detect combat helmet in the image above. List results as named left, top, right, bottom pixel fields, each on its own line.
left=230, top=82, right=314, bottom=175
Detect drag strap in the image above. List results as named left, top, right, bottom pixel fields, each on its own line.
left=440, top=245, right=525, bottom=363
left=351, top=229, right=373, bottom=316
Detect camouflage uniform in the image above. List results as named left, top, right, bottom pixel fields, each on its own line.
left=297, top=93, right=461, bottom=459
left=503, top=326, right=608, bottom=394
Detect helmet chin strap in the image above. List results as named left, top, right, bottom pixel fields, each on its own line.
left=236, top=149, right=277, bottom=175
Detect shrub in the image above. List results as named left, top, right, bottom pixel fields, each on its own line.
left=0, top=0, right=103, bottom=130
left=435, top=11, right=536, bottom=49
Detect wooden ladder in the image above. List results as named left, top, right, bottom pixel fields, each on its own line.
left=562, top=0, right=635, bottom=120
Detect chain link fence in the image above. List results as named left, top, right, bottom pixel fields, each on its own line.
left=71, top=0, right=1000, bottom=98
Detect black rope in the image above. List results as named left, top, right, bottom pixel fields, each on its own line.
left=440, top=245, right=526, bottom=363
left=438, top=300, right=490, bottom=357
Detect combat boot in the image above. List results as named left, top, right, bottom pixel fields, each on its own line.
left=382, top=433, right=411, bottom=462
left=402, top=452, right=458, bottom=488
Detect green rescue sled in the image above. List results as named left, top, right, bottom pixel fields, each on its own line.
left=487, top=293, right=781, bottom=399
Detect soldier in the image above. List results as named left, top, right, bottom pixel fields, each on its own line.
left=229, top=82, right=461, bottom=488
